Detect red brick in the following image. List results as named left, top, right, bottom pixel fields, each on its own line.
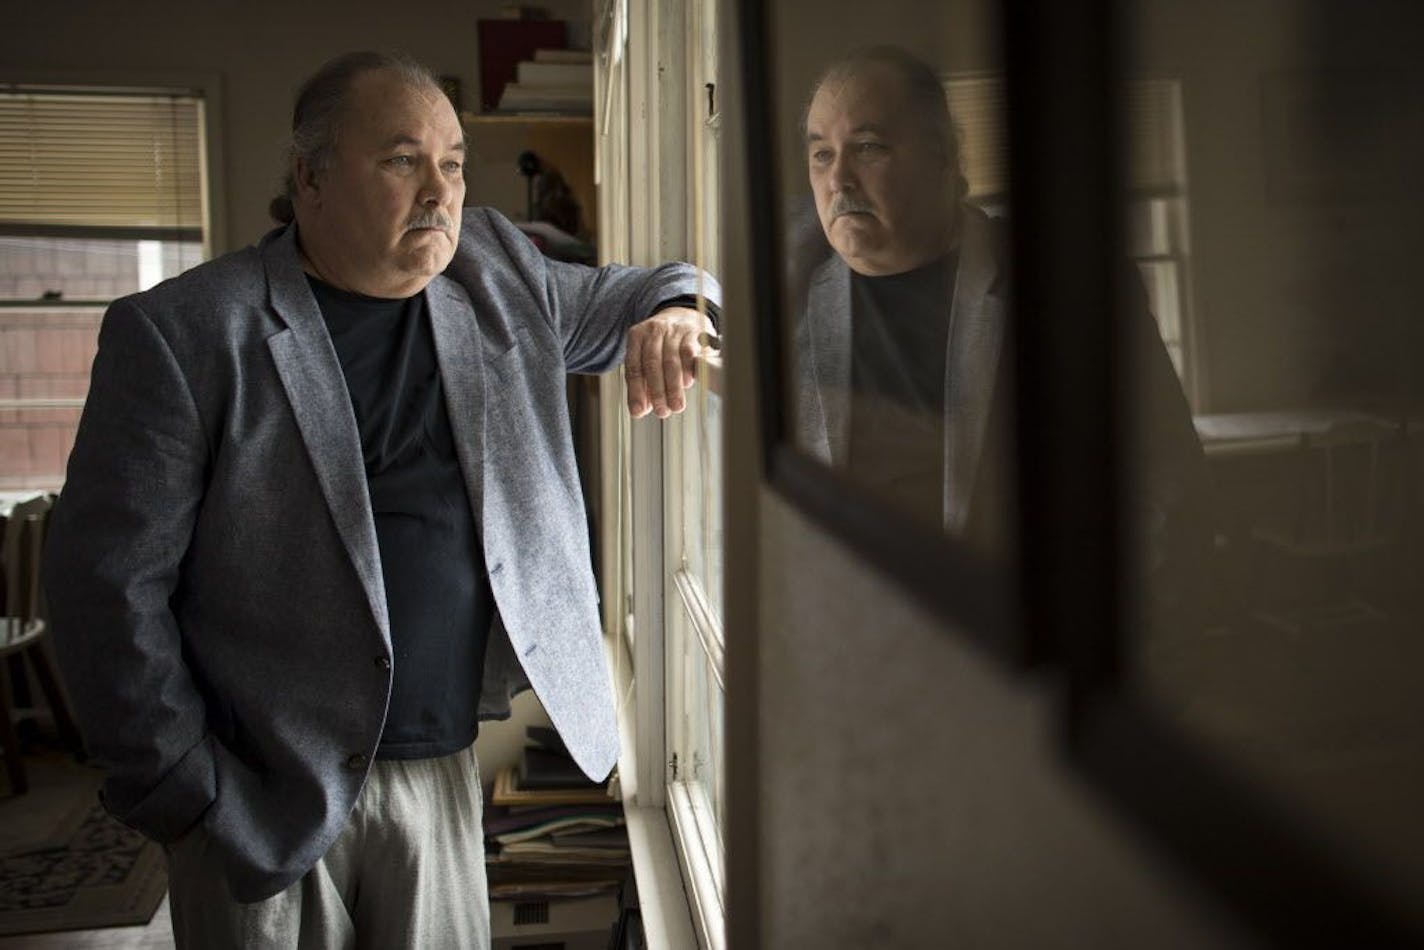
left=0, top=427, right=31, bottom=480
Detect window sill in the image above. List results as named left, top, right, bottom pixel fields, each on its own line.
left=624, top=803, right=699, bottom=950
left=607, top=632, right=699, bottom=950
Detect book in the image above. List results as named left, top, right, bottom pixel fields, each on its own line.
left=519, top=747, right=599, bottom=791
left=484, top=803, right=624, bottom=839
left=497, top=83, right=593, bottom=113
left=491, top=765, right=612, bottom=806
left=477, top=19, right=568, bottom=112
left=534, top=49, right=593, bottom=65
left=550, top=827, right=630, bottom=849
left=516, top=61, right=591, bottom=87
left=525, top=725, right=570, bottom=757
left=495, top=815, right=624, bottom=846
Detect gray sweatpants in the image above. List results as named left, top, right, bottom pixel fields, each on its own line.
left=165, top=744, right=490, bottom=950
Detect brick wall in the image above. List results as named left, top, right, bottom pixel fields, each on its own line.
left=0, top=308, right=102, bottom=490
left=0, top=237, right=145, bottom=490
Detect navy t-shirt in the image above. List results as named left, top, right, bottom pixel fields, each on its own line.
left=307, top=276, right=492, bottom=760
left=846, top=253, right=958, bottom=524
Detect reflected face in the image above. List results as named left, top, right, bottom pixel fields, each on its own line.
left=295, top=69, right=466, bottom=298
left=806, top=63, right=957, bottom=276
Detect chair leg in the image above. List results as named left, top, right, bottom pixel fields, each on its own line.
left=27, top=640, right=83, bottom=752
left=0, top=652, right=28, bottom=795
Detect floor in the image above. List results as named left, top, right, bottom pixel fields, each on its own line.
left=0, top=753, right=174, bottom=950
left=0, top=897, right=173, bottom=950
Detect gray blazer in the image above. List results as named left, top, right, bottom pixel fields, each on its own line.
left=43, top=207, right=716, bottom=902
left=794, top=204, right=1011, bottom=540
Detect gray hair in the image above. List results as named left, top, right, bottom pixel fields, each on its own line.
left=269, top=50, right=446, bottom=224
left=802, top=45, right=969, bottom=200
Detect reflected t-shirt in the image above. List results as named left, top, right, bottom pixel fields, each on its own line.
left=846, top=253, right=957, bottom=524
left=307, top=275, right=492, bottom=760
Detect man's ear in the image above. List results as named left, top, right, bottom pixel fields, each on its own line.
left=294, top=157, right=321, bottom=205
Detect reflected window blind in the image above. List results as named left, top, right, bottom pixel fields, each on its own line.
left=944, top=76, right=1007, bottom=200
left=943, top=75, right=1185, bottom=199
left=1124, top=79, right=1185, bottom=195
left=0, top=88, right=204, bottom=240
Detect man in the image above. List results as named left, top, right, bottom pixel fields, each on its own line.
left=795, top=45, right=1008, bottom=544
left=43, top=51, right=716, bottom=948
left=794, top=46, right=1210, bottom=620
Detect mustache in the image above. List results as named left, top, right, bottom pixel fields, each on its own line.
left=828, top=194, right=875, bottom=219
left=405, top=210, right=455, bottom=232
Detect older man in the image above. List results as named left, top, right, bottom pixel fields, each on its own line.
left=43, top=51, right=715, bottom=948
left=794, top=46, right=1210, bottom=620
left=794, top=45, right=1007, bottom=543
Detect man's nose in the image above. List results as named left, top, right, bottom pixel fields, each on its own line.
left=419, top=163, right=453, bottom=206
left=828, top=151, right=857, bottom=191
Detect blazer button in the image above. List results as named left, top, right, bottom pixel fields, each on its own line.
left=375, top=655, right=392, bottom=671
left=346, top=753, right=368, bottom=771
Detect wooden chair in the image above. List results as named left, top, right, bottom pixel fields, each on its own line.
left=0, top=494, right=82, bottom=794
left=1249, top=418, right=1402, bottom=633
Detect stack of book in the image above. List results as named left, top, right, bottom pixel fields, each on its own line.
left=484, top=726, right=629, bottom=902
left=497, top=49, right=593, bottom=114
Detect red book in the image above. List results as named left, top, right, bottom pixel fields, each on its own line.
left=477, top=19, right=568, bottom=112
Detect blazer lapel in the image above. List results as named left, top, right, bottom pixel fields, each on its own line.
left=425, top=275, right=486, bottom=530
left=260, top=227, right=389, bottom=643
left=804, top=258, right=852, bottom=465
left=943, top=207, right=1008, bottom=532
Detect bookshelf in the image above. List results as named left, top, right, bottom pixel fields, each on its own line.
left=461, top=113, right=597, bottom=246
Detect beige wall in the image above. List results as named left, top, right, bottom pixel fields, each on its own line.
left=0, top=0, right=590, bottom=253
left=753, top=493, right=1248, bottom=949
left=1134, top=0, right=1424, bottom=412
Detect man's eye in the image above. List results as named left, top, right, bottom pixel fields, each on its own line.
left=810, top=149, right=833, bottom=164
left=386, top=155, right=414, bottom=167
left=855, top=141, right=887, bottom=154
left=442, top=160, right=464, bottom=173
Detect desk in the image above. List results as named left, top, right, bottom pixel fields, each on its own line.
left=1193, top=410, right=1397, bottom=458
left=0, top=491, right=46, bottom=521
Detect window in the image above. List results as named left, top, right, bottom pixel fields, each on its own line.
left=1124, top=80, right=1197, bottom=402
left=663, top=0, right=726, bottom=941
left=0, top=86, right=210, bottom=489
left=947, top=75, right=1199, bottom=403
left=593, top=0, right=725, bottom=946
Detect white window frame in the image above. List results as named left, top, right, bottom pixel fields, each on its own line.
left=594, top=0, right=725, bottom=947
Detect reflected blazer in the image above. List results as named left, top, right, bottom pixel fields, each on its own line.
left=43, top=208, right=716, bottom=902
left=791, top=201, right=1212, bottom=616
left=794, top=204, right=1011, bottom=542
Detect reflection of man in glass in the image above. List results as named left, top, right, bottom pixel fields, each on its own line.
left=795, top=46, right=1212, bottom=633
left=797, top=45, right=1006, bottom=541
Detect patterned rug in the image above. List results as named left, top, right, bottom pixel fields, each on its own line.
left=0, top=797, right=166, bottom=936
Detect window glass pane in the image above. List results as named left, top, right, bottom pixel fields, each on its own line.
left=0, top=305, right=100, bottom=490
left=680, top=387, right=723, bottom=625
left=682, top=615, right=725, bottom=871
left=1123, top=1, right=1424, bottom=924
left=0, top=236, right=205, bottom=490
left=0, top=236, right=202, bottom=302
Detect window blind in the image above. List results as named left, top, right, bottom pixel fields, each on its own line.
left=943, top=75, right=1186, bottom=199
left=944, top=75, right=1008, bottom=200
left=0, top=88, right=204, bottom=240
